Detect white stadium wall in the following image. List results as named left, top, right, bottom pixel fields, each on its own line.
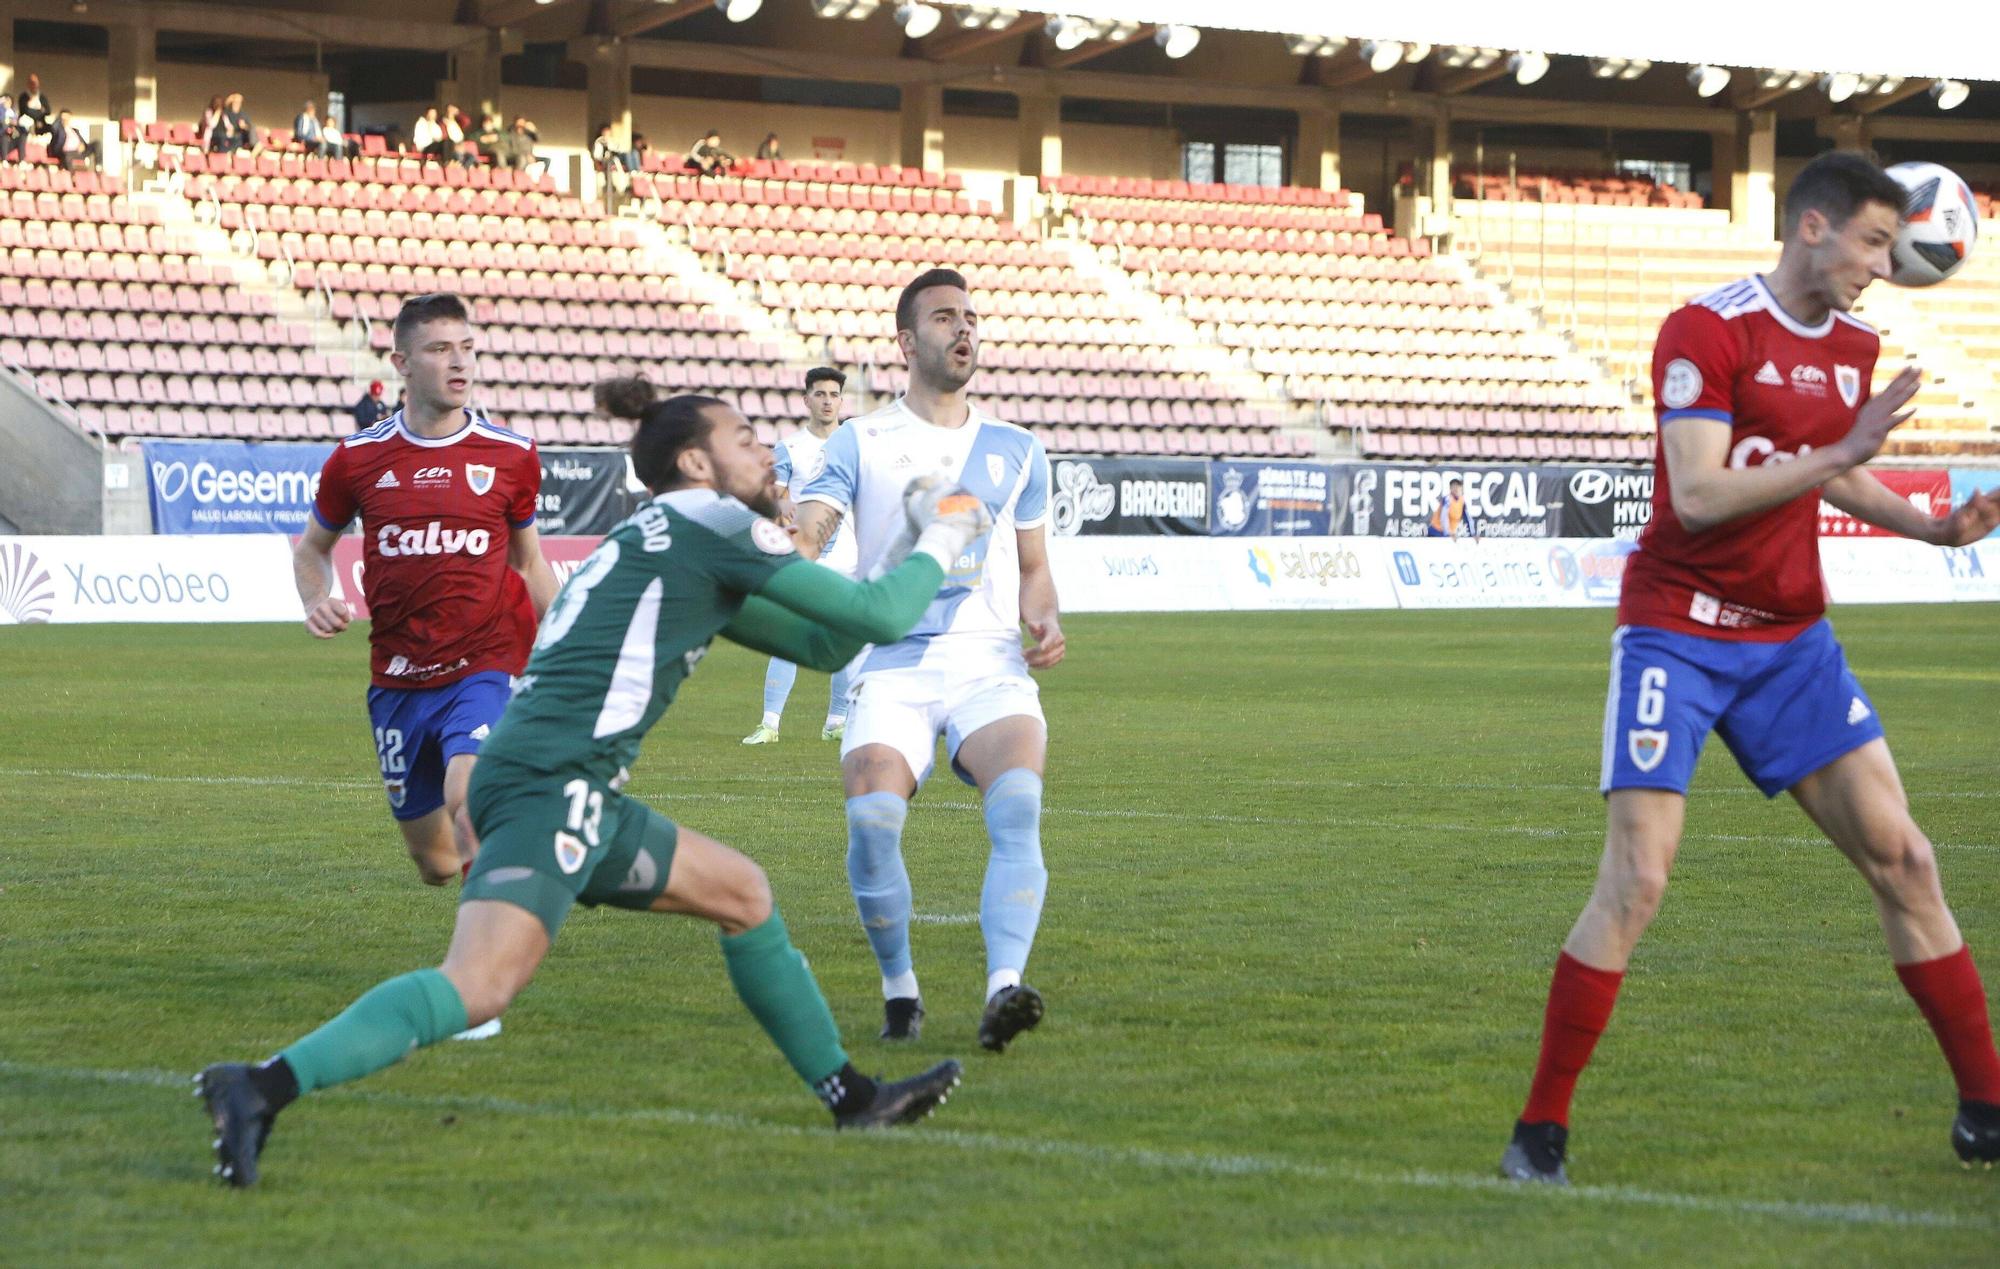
left=3, top=535, right=1997, bottom=626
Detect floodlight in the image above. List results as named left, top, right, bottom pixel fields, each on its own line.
left=896, top=2, right=941, bottom=37
left=1361, top=41, right=1404, bottom=73
left=1509, top=51, right=1550, bottom=85
left=1156, top=24, right=1200, bottom=59
left=1933, top=79, right=1970, bottom=110
left=1687, top=64, right=1731, bottom=97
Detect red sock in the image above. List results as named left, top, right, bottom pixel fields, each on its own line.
left=1895, top=945, right=2000, bottom=1105
left=1521, top=951, right=1625, bottom=1127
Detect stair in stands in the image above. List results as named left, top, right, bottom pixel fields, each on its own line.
left=152, top=185, right=383, bottom=410
left=622, top=213, right=815, bottom=370
left=1045, top=232, right=1314, bottom=455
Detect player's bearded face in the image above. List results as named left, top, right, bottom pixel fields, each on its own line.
left=703, top=412, right=782, bottom=518
left=908, top=288, right=978, bottom=392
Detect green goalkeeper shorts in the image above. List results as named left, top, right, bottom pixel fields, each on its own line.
left=461, top=760, right=678, bottom=938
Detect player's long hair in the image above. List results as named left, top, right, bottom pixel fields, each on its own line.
left=595, top=376, right=727, bottom=493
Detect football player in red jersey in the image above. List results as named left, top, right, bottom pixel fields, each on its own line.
left=1501, top=152, right=2000, bottom=1183
left=295, top=293, right=559, bottom=895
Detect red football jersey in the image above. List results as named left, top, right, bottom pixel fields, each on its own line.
left=313, top=410, right=541, bottom=688
left=1619, top=275, right=1880, bottom=641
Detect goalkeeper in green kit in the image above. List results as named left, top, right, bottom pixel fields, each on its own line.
left=196, top=378, right=994, bottom=1186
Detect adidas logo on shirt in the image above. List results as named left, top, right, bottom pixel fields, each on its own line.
left=1755, top=361, right=1784, bottom=386
left=1848, top=696, right=1872, bottom=725
left=375, top=470, right=401, bottom=489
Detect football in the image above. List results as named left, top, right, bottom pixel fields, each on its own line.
left=1886, top=161, right=1980, bottom=287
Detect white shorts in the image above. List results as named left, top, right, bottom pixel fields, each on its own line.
left=840, top=663, right=1044, bottom=787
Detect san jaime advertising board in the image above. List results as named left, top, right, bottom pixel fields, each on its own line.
left=1384, top=537, right=1633, bottom=609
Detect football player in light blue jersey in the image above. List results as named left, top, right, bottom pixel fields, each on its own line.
left=743, top=367, right=861, bottom=745
left=795, top=268, right=1065, bottom=1053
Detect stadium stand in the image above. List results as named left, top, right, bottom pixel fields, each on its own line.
left=0, top=164, right=356, bottom=442
left=1453, top=194, right=2000, bottom=457
left=1453, top=168, right=1704, bottom=209
left=641, top=162, right=1311, bottom=458
left=1049, top=174, right=1647, bottom=462
left=166, top=152, right=800, bottom=445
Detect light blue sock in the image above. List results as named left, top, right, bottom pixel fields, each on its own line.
left=826, top=665, right=853, bottom=723
left=980, top=769, right=1047, bottom=979
left=761, top=658, right=798, bottom=724
left=845, top=792, right=913, bottom=981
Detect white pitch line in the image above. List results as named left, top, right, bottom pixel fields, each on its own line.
left=0, top=1060, right=1987, bottom=1234
left=7, top=767, right=1998, bottom=853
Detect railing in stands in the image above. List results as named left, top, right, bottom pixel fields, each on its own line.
left=1, top=354, right=106, bottom=449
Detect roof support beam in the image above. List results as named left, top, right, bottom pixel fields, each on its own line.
left=609, top=39, right=1741, bottom=135
left=608, top=0, right=707, bottom=39
left=1044, top=25, right=1156, bottom=71
left=1852, top=78, right=1938, bottom=114
left=919, top=14, right=1039, bottom=62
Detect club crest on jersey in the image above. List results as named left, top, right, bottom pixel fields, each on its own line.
left=750, top=518, right=796, bottom=556
left=1628, top=729, right=1668, bottom=773
left=466, top=464, right=496, bottom=496
left=986, top=453, right=1006, bottom=486
left=1835, top=364, right=1861, bottom=407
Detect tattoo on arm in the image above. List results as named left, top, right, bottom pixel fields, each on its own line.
left=808, top=514, right=838, bottom=553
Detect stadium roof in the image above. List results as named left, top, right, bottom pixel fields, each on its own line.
left=1049, top=1, right=2000, bottom=83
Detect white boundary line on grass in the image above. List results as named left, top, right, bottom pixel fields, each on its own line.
left=9, top=767, right=1997, bottom=854
left=0, top=1059, right=1989, bottom=1234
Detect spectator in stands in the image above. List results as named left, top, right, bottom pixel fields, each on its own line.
left=507, top=116, right=541, bottom=174
left=631, top=133, right=652, bottom=171
left=49, top=110, right=100, bottom=171
left=412, top=107, right=445, bottom=160
left=199, top=94, right=228, bottom=152
left=0, top=96, right=22, bottom=164
left=352, top=380, right=392, bottom=429
left=222, top=92, right=253, bottom=153
left=15, top=74, right=52, bottom=142
left=442, top=102, right=474, bottom=167
left=590, top=121, right=626, bottom=172
left=685, top=129, right=734, bottom=176
left=475, top=109, right=507, bottom=166
left=756, top=131, right=781, bottom=161
left=293, top=99, right=343, bottom=158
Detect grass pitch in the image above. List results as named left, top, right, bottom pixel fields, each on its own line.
left=3, top=607, right=1997, bottom=1265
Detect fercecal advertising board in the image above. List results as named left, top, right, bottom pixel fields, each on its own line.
left=1341, top=462, right=1567, bottom=539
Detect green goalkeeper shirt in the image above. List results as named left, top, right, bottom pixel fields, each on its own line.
left=478, top=488, right=941, bottom=782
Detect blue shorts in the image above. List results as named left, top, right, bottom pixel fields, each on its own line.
left=365, top=671, right=514, bottom=821
left=1599, top=620, right=1885, bottom=798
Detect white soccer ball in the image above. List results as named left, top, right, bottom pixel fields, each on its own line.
left=1886, top=161, right=1979, bottom=287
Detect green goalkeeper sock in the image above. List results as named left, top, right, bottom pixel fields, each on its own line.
left=280, top=969, right=470, bottom=1094
left=720, top=908, right=849, bottom=1088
